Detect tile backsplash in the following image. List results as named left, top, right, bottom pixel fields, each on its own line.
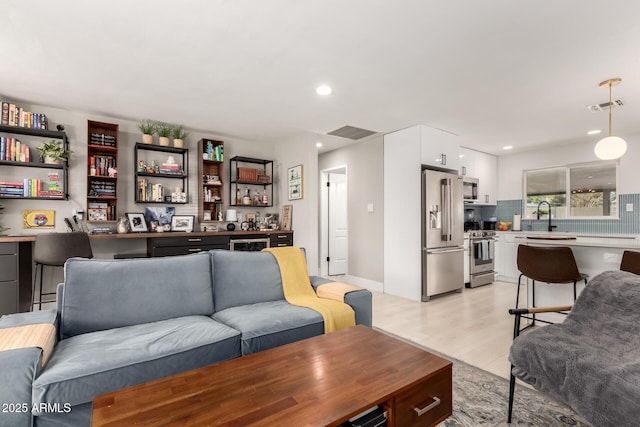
left=495, top=194, right=640, bottom=234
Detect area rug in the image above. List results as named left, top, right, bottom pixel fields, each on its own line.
left=374, top=328, right=591, bottom=426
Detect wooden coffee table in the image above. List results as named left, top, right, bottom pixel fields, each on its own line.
left=92, top=325, right=452, bottom=427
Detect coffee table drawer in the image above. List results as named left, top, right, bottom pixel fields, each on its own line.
left=393, top=366, right=452, bottom=427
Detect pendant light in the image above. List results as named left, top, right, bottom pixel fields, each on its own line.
left=594, top=78, right=626, bottom=160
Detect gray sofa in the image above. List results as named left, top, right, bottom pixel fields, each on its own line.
left=0, top=250, right=372, bottom=427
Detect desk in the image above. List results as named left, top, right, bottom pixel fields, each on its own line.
left=0, top=230, right=293, bottom=315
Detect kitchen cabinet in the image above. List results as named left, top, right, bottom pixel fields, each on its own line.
left=420, top=125, right=460, bottom=171
left=495, top=232, right=519, bottom=283
left=459, top=147, right=497, bottom=205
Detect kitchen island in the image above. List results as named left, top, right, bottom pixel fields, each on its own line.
left=495, top=231, right=640, bottom=323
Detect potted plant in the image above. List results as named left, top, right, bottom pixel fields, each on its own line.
left=172, top=125, right=187, bottom=148
left=156, top=122, right=172, bottom=146
left=139, top=119, right=156, bottom=145
left=0, top=204, right=8, bottom=235
left=36, top=140, right=73, bottom=164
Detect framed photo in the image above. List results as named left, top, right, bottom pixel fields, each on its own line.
left=126, top=212, right=148, bottom=232
left=23, top=210, right=55, bottom=229
left=288, top=164, right=303, bottom=200
left=171, top=215, right=195, bottom=232
left=203, top=211, right=212, bottom=221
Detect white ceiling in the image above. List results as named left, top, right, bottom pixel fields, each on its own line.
left=2, top=1, right=640, bottom=155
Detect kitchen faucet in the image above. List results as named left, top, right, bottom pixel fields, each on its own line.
left=536, top=200, right=557, bottom=232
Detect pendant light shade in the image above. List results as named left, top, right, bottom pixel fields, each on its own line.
left=594, top=78, right=626, bottom=160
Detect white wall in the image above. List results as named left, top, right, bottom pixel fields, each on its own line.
left=318, top=135, right=384, bottom=283
left=274, top=133, right=320, bottom=275
left=497, top=133, right=640, bottom=200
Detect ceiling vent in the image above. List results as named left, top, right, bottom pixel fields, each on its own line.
left=586, top=98, right=625, bottom=113
left=327, top=125, right=377, bottom=140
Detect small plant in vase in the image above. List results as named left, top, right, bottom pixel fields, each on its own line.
left=172, top=125, right=187, bottom=148
left=139, top=119, right=156, bottom=145
left=36, top=140, right=73, bottom=164
left=156, top=122, right=172, bottom=146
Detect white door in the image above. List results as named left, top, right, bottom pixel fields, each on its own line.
left=328, top=171, right=348, bottom=275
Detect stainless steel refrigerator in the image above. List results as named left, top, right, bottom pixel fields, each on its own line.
left=422, top=169, right=464, bottom=301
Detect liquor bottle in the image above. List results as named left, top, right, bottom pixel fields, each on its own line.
left=236, top=188, right=241, bottom=205
left=243, top=187, right=251, bottom=205
left=253, top=190, right=261, bottom=206
left=262, top=189, right=268, bottom=205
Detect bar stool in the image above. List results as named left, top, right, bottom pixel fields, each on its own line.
left=620, top=250, right=640, bottom=275
left=32, top=232, right=93, bottom=310
left=515, top=245, right=587, bottom=328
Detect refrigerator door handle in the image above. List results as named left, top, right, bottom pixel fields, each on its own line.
left=425, top=248, right=465, bottom=254
left=441, top=179, right=450, bottom=241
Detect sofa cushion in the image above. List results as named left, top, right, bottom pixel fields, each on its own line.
left=61, top=253, right=214, bottom=338
left=32, top=315, right=240, bottom=412
left=211, top=250, right=285, bottom=311
left=213, top=300, right=323, bottom=355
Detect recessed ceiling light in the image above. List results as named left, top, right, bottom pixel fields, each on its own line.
left=315, top=85, right=332, bottom=96
left=316, top=142, right=323, bottom=148
left=459, top=154, right=464, bottom=158
left=587, top=130, right=601, bottom=135
left=503, top=145, right=513, bottom=150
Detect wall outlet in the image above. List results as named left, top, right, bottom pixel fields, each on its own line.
left=367, top=203, right=374, bottom=213
left=626, top=203, right=633, bottom=212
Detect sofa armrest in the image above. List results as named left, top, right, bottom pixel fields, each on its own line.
left=309, top=276, right=373, bottom=327
left=0, top=309, right=58, bottom=427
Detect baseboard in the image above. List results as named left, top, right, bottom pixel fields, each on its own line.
left=338, top=275, right=384, bottom=293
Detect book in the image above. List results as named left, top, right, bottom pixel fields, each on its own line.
left=8, top=104, right=16, bottom=126
left=1, top=102, right=8, bottom=125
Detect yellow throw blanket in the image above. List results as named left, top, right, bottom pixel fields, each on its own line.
left=263, top=247, right=355, bottom=333
left=0, top=323, right=56, bottom=368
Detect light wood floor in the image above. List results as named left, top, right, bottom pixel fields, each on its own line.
left=370, top=280, right=525, bottom=380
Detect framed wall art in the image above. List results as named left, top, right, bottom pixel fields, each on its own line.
left=23, top=210, right=55, bottom=229
left=287, top=164, right=303, bottom=200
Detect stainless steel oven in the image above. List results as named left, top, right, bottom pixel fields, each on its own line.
left=463, top=176, right=479, bottom=203
left=230, top=237, right=270, bottom=251
left=468, top=230, right=495, bottom=287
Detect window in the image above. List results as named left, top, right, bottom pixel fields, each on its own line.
left=524, top=162, right=618, bottom=219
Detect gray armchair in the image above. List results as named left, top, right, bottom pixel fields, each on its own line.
left=507, top=270, right=640, bottom=427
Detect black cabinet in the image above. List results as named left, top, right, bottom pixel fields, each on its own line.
left=134, top=143, right=188, bottom=204
left=270, top=232, right=294, bottom=247
left=147, top=235, right=230, bottom=257
left=0, top=242, right=32, bottom=315
left=0, top=124, right=69, bottom=200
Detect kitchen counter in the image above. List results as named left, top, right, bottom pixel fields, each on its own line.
left=496, top=231, right=640, bottom=249
left=495, top=230, right=639, bottom=324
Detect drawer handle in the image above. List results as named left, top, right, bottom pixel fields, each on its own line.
left=188, top=238, right=202, bottom=242
left=276, top=243, right=288, bottom=247
left=188, top=248, right=203, bottom=252
left=276, top=235, right=288, bottom=239
left=414, top=396, right=441, bottom=416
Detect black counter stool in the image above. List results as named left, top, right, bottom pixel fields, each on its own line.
left=32, top=232, right=93, bottom=311
left=620, top=250, right=640, bottom=275
left=515, top=245, right=587, bottom=329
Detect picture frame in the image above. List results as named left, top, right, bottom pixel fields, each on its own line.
left=171, top=215, right=195, bottom=232
left=288, top=164, right=303, bottom=200
left=23, top=210, right=55, bottom=229
left=87, top=208, right=107, bottom=222
left=281, top=205, right=292, bottom=230
left=203, top=211, right=212, bottom=221
left=126, top=212, right=148, bottom=232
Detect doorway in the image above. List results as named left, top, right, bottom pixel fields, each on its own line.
left=320, top=166, right=348, bottom=276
